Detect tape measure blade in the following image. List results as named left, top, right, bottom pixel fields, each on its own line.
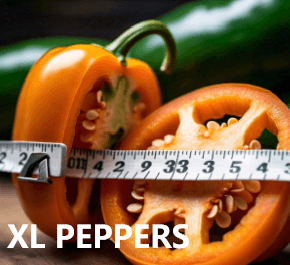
left=65, top=148, right=290, bottom=181
left=0, top=141, right=67, bottom=177
left=1, top=141, right=290, bottom=182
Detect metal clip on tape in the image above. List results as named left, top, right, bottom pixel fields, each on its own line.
left=17, top=153, right=52, bottom=184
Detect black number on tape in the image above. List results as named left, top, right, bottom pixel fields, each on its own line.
left=285, top=163, right=290, bottom=174
left=94, top=161, right=103, bottom=171
left=257, top=162, right=268, bottom=173
left=141, top=161, right=152, bottom=172
left=163, top=160, right=175, bottom=173
left=19, top=152, right=28, bottom=165
left=113, top=161, right=125, bottom=173
left=176, top=160, right=189, bottom=173
left=76, top=158, right=86, bottom=170
left=203, top=160, right=215, bottom=173
left=67, top=157, right=75, bottom=168
left=0, top=152, right=6, bottom=164
left=229, top=161, right=242, bottom=173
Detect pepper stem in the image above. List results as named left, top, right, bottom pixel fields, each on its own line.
left=105, top=20, right=176, bottom=74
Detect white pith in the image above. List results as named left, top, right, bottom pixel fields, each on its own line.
left=78, top=81, right=145, bottom=149
left=127, top=118, right=262, bottom=230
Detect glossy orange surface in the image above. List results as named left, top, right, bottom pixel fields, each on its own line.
left=12, top=44, right=161, bottom=239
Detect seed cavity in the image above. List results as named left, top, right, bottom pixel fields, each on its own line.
left=234, top=196, right=248, bottom=211
left=208, top=177, right=261, bottom=228
left=242, top=180, right=261, bottom=193
left=205, top=117, right=240, bottom=132
left=227, top=117, right=238, bottom=126
left=80, top=134, right=93, bottom=143
left=207, top=205, right=218, bottom=219
left=250, top=140, right=262, bottom=150
left=86, top=109, right=100, bottom=120
left=207, top=121, right=220, bottom=130
left=100, top=101, right=106, bottom=109
left=225, top=195, right=234, bottom=213
left=147, top=134, right=175, bottom=149
left=81, top=92, right=97, bottom=112
left=79, top=78, right=147, bottom=148
left=127, top=203, right=143, bottom=213
left=174, top=217, right=185, bottom=230
left=164, top=134, right=174, bottom=144
left=203, top=117, right=240, bottom=138
left=204, top=131, right=210, bottom=138
left=127, top=180, right=147, bottom=214
left=134, top=180, right=146, bottom=186
left=152, top=139, right=165, bottom=148
left=135, top=187, right=145, bottom=192
left=174, top=207, right=185, bottom=218
left=96, top=90, right=107, bottom=109
left=211, top=198, right=220, bottom=204
left=221, top=123, right=227, bottom=128
left=237, top=190, right=253, bottom=203
left=217, top=199, right=223, bottom=213
left=206, top=126, right=262, bottom=229
left=96, top=90, right=102, bottom=103
left=231, top=188, right=245, bottom=193
left=131, top=190, right=144, bottom=201
left=215, top=211, right=231, bottom=228
left=82, top=120, right=96, bottom=131
left=232, top=181, right=244, bottom=189
left=138, top=116, right=263, bottom=231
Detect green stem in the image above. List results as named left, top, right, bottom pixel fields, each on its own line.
left=105, top=20, right=176, bottom=74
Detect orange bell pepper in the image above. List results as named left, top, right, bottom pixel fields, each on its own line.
left=12, top=20, right=176, bottom=240
left=101, top=84, right=290, bottom=265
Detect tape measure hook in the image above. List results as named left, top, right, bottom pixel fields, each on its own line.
left=17, top=153, right=52, bottom=184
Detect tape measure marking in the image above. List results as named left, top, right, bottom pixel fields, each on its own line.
left=65, top=148, right=290, bottom=181
left=0, top=141, right=67, bottom=177
left=1, top=141, right=290, bottom=182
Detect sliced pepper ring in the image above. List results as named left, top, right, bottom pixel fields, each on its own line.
left=101, top=84, right=290, bottom=265
left=12, top=20, right=176, bottom=240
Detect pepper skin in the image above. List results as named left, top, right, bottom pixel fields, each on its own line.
left=101, top=84, right=290, bottom=265
left=11, top=20, right=176, bottom=240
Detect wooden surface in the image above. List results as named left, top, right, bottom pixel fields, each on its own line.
left=0, top=176, right=130, bottom=265
left=0, top=176, right=289, bottom=265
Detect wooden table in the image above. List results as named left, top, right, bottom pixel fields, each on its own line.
left=0, top=176, right=289, bottom=265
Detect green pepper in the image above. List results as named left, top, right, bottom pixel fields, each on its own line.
left=1, top=0, right=290, bottom=139
left=130, top=0, right=290, bottom=102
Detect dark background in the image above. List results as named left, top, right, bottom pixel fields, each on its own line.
left=0, top=0, right=194, bottom=46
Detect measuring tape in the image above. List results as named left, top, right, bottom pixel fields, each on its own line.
left=1, top=141, right=290, bottom=183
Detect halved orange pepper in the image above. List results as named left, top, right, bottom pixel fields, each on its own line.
left=101, top=84, right=290, bottom=265
left=12, top=20, right=176, bottom=240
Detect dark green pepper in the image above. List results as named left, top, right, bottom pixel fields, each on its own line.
left=1, top=0, right=290, bottom=139
left=130, top=0, right=290, bottom=102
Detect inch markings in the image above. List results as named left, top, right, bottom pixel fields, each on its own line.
left=1, top=141, right=290, bottom=182
left=0, top=141, right=67, bottom=177
left=66, top=148, right=290, bottom=181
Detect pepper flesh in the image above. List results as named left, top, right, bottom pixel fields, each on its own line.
left=101, top=84, right=290, bottom=265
